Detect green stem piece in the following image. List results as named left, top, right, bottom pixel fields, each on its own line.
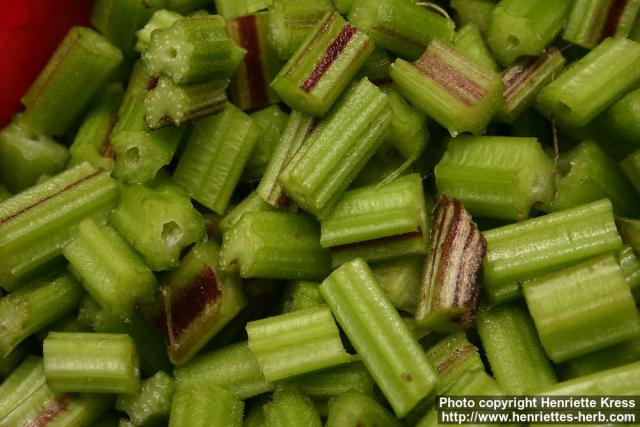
left=110, top=174, right=205, bottom=271
left=560, top=336, right=640, bottom=379
left=155, top=240, right=247, bottom=365
left=116, top=371, right=175, bottom=426
left=476, top=302, right=557, bottom=394
left=272, top=12, right=374, bottom=116
left=63, top=218, right=157, bottom=320
left=0, top=162, right=119, bottom=291
left=390, top=40, right=504, bottom=136
left=243, top=105, right=288, bottom=181
left=320, top=258, right=438, bottom=417
left=453, top=24, right=498, bottom=72
left=487, top=0, right=573, bottom=66
left=120, top=60, right=152, bottom=117
left=617, top=217, right=640, bottom=251
left=267, top=0, right=336, bottom=60
left=415, top=196, right=486, bottom=332
left=279, top=281, right=324, bottom=313
left=173, top=103, right=260, bottom=214
left=483, top=199, right=623, bottom=303
left=169, top=382, right=244, bottom=427
left=499, top=47, right=566, bottom=124
left=43, top=332, right=140, bottom=393
left=246, top=305, right=351, bottom=381
left=220, top=191, right=278, bottom=234
left=135, top=9, right=183, bottom=54
left=214, top=0, right=273, bottom=20
left=326, top=392, right=402, bottom=427
left=279, top=78, right=392, bottom=218
left=618, top=246, right=640, bottom=300
left=371, top=256, right=422, bottom=314
left=263, top=386, right=322, bottom=427
left=358, top=47, right=392, bottom=84
left=348, top=0, right=455, bottom=60
left=228, top=13, right=282, bottom=111
left=144, top=15, right=245, bottom=84
left=536, top=37, right=640, bottom=128
left=20, top=27, right=123, bottom=136
left=435, top=135, right=554, bottom=221
left=0, top=356, right=46, bottom=420
left=451, top=0, right=496, bottom=34
left=541, top=360, right=640, bottom=394
left=564, top=0, right=640, bottom=49
left=523, top=254, right=640, bottom=363
left=622, top=148, right=640, bottom=194
left=174, top=341, right=274, bottom=399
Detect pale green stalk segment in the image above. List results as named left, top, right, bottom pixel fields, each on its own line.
left=215, top=0, right=273, bottom=19
left=371, top=256, right=423, bottom=314
left=279, top=281, right=324, bottom=313
left=541, top=360, right=640, bottom=394
left=560, top=336, right=640, bottom=379
left=621, top=149, right=640, bottom=194
left=0, top=356, right=46, bottom=420
left=116, top=371, right=175, bottom=426
left=326, top=392, right=403, bottom=427
left=523, top=254, right=640, bottom=363
left=320, top=259, right=437, bottom=417
left=451, top=0, right=495, bottom=34
left=263, top=387, right=322, bottom=427
left=618, top=246, right=640, bottom=298
left=0, top=163, right=119, bottom=291
left=564, top=0, right=615, bottom=48
left=289, top=361, right=375, bottom=403
left=243, top=106, right=288, bottom=181
left=453, top=24, right=498, bottom=72
left=483, top=199, right=623, bottom=303
left=220, top=192, right=278, bottom=233
left=135, top=9, right=183, bottom=53
left=477, top=303, right=557, bottom=394
left=169, top=382, right=244, bottom=427
left=246, top=305, right=352, bottom=381
left=91, top=0, right=158, bottom=56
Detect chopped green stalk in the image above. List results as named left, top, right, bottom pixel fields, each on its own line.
left=78, top=297, right=171, bottom=377
left=425, top=331, right=485, bottom=396
left=0, top=385, right=112, bottom=427
left=551, top=140, right=640, bottom=216
left=220, top=211, right=331, bottom=280
left=326, top=392, right=402, bottom=427
left=256, top=111, right=316, bottom=207
left=476, top=302, right=557, bottom=394
left=220, top=192, right=278, bottom=233
left=618, top=246, right=640, bottom=300
left=69, top=84, right=123, bottom=172
left=564, top=0, right=640, bottom=49
left=155, top=241, right=246, bottom=365
left=541, top=360, right=640, bottom=394
left=173, top=103, right=259, bottom=214
left=228, top=13, right=282, bottom=111
left=135, top=9, right=183, bottom=53
left=617, top=217, right=640, bottom=251
left=487, top=0, right=573, bottom=66
left=63, top=218, right=157, bottom=320
left=144, top=16, right=245, bottom=84
left=0, top=272, right=82, bottom=357
left=348, top=0, right=455, bottom=60
left=120, top=60, right=152, bottom=117
left=415, top=196, right=486, bottom=332
left=272, top=12, right=374, bottom=116
left=390, top=40, right=504, bottom=136
left=350, top=154, right=410, bottom=189
left=279, top=78, right=392, bottom=217
left=371, top=256, right=422, bottom=314
left=0, top=356, right=46, bottom=420
left=524, top=254, right=640, bottom=363
left=243, top=106, right=288, bottom=180
left=215, top=0, right=273, bottom=19
left=483, top=199, right=623, bottom=303
left=110, top=175, right=205, bottom=271
left=20, top=27, right=123, bottom=136
left=263, top=386, right=322, bottom=427
left=91, top=0, right=158, bottom=56
left=451, top=0, right=496, bottom=34
left=560, top=336, right=640, bottom=379
left=622, top=148, right=640, bottom=194
left=116, top=371, right=175, bottom=426
left=246, top=305, right=351, bottom=381
left=145, top=77, right=229, bottom=129
left=320, top=259, right=438, bottom=417
left=0, top=163, right=119, bottom=291
left=169, top=382, right=244, bottom=427
left=279, top=280, right=324, bottom=313
left=321, top=174, right=429, bottom=267
left=536, top=37, right=640, bottom=128
left=174, top=341, right=274, bottom=399
left=454, top=24, right=498, bottom=72
left=499, top=47, right=566, bottom=124
left=268, top=0, right=336, bottom=60
left=35, top=313, right=86, bottom=342
left=435, top=135, right=554, bottom=221
left=358, top=47, right=392, bottom=84
left=0, top=120, right=68, bottom=193
left=43, top=332, right=140, bottom=393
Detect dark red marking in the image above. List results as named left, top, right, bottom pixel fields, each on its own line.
left=434, top=198, right=462, bottom=307
left=0, top=170, right=102, bottom=225
left=602, top=0, right=630, bottom=39
left=25, top=395, right=71, bottom=427
left=329, top=230, right=423, bottom=254
left=237, top=15, right=270, bottom=109
left=430, top=343, right=473, bottom=375
left=98, top=120, right=117, bottom=159
left=502, top=49, right=559, bottom=99
left=413, top=49, right=487, bottom=107
left=147, top=77, right=159, bottom=91
left=300, top=24, right=358, bottom=92
left=371, top=76, right=393, bottom=86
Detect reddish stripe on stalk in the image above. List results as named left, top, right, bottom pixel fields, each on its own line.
left=98, top=120, right=117, bottom=159
left=502, top=48, right=559, bottom=99
left=300, top=23, right=358, bottom=92
left=586, top=4, right=609, bottom=45
left=413, top=48, right=486, bottom=107
left=0, top=170, right=102, bottom=225
left=24, top=395, right=71, bottom=427
left=237, top=15, right=270, bottom=108
left=428, top=341, right=474, bottom=375
left=433, top=198, right=462, bottom=308
left=602, top=0, right=630, bottom=38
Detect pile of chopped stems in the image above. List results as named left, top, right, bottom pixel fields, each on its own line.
left=1, top=0, right=640, bottom=425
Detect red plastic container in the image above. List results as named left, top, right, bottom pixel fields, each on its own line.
left=0, top=0, right=92, bottom=126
